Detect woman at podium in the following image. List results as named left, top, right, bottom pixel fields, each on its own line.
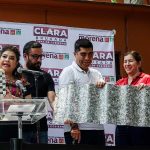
left=115, top=51, right=150, bottom=146
left=0, top=45, right=31, bottom=142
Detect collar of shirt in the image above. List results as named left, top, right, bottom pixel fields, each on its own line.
left=124, top=72, right=143, bottom=85
left=72, top=61, right=90, bottom=74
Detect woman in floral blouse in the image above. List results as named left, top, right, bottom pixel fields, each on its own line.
left=0, top=45, right=31, bottom=142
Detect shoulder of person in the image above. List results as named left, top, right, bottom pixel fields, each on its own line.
left=89, top=68, right=101, bottom=74
left=59, top=65, right=75, bottom=85
left=40, top=70, right=54, bottom=83
left=116, top=78, right=124, bottom=82
left=40, top=69, right=51, bottom=76
left=115, top=77, right=126, bottom=85
left=60, top=65, right=74, bottom=75
left=142, top=72, right=150, bottom=78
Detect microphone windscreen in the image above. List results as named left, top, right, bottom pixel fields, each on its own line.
left=17, top=67, right=22, bottom=73
left=15, top=80, right=22, bottom=86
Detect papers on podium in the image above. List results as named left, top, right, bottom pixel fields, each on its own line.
left=0, top=99, right=47, bottom=124
left=7, top=104, right=36, bottom=113
left=2, top=104, right=36, bottom=121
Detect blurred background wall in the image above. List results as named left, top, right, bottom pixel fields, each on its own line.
left=0, top=0, right=149, bottom=79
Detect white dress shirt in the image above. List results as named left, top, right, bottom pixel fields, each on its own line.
left=59, top=61, right=104, bottom=132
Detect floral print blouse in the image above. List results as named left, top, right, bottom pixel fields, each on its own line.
left=6, top=78, right=31, bottom=98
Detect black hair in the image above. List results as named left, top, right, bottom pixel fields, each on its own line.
left=124, top=51, right=142, bottom=62
left=0, top=45, right=22, bottom=79
left=23, top=41, right=42, bottom=54
left=0, top=45, right=20, bottom=61
left=74, top=39, right=93, bottom=53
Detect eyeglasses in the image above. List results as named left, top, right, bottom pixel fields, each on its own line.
left=30, top=54, right=44, bottom=60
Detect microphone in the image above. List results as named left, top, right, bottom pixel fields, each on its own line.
left=17, top=67, right=43, bottom=76
left=15, top=80, right=27, bottom=93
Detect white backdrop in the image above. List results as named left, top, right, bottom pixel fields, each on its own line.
left=0, top=21, right=116, bottom=145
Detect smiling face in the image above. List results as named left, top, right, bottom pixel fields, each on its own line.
left=0, top=50, right=18, bottom=75
left=74, top=47, right=93, bottom=72
left=123, top=54, right=141, bottom=76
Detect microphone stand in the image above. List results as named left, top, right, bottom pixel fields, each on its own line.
left=10, top=82, right=26, bottom=150
left=34, top=74, right=39, bottom=99
left=33, top=73, right=41, bottom=144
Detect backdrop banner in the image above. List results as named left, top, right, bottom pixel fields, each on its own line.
left=0, top=21, right=116, bottom=145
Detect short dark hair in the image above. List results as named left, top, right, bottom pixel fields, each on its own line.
left=0, top=45, right=22, bottom=79
left=23, top=41, right=42, bottom=54
left=0, top=45, right=20, bottom=61
left=124, top=51, right=142, bottom=63
left=74, top=39, right=93, bottom=52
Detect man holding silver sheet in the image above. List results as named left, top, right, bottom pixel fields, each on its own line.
left=59, top=39, right=106, bottom=145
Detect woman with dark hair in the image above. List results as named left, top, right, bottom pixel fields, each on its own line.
left=115, top=51, right=150, bottom=146
left=0, top=45, right=31, bottom=142
left=0, top=45, right=31, bottom=99
left=116, top=51, right=150, bottom=87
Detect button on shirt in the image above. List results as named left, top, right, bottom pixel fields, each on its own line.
left=59, top=61, right=104, bottom=132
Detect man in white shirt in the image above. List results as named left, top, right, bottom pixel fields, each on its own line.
left=59, top=39, right=105, bottom=145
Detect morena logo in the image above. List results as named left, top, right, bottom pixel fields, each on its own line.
left=48, top=137, right=65, bottom=144
left=79, top=34, right=114, bottom=43
left=42, top=52, right=69, bottom=60
left=0, top=27, right=21, bottom=35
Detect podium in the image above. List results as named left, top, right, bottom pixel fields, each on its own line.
left=0, top=98, right=47, bottom=150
